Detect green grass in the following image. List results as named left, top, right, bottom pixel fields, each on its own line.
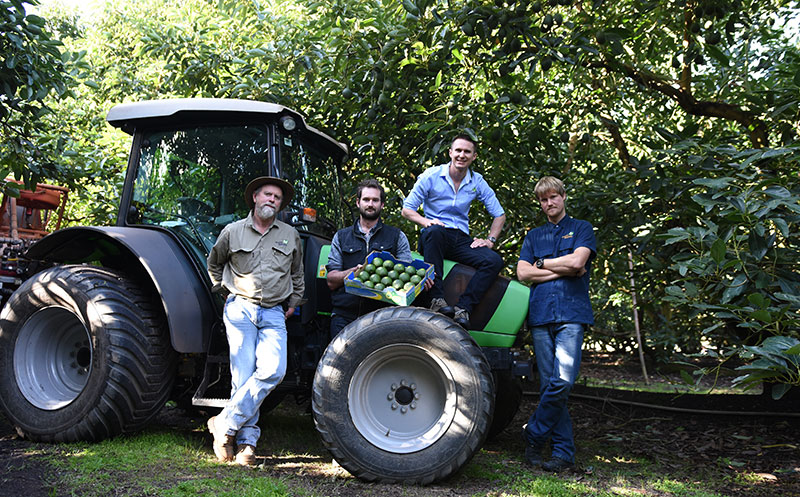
left=31, top=402, right=791, bottom=497
left=48, top=428, right=300, bottom=497
left=161, top=477, right=291, bottom=497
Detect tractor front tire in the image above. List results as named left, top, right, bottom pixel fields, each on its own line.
left=312, top=307, right=494, bottom=484
left=0, top=265, right=176, bottom=442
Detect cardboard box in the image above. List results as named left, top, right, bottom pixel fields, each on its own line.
left=344, top=250, right=434, bottom=306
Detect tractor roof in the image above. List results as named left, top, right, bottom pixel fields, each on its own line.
left=106, top=98, right=347, bottom=156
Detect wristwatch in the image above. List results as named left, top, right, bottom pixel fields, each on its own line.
left=487, top=236, right=497, bottom=243
left=535, top=258, right=544, bottom=269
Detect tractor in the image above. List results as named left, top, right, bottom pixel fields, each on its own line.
left=0, top=99, right=531, bottom=484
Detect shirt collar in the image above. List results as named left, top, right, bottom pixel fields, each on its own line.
left=438, top=163, right=472, bottom=187
left=548, top=213, right=572, bottom=228
left=354, top=218, right=383, bottom=237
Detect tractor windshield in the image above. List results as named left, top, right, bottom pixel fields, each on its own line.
left=128, top=123, right=345, bottom=267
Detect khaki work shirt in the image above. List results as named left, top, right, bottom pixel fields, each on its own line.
left=207, top=212, right=306, bottom=309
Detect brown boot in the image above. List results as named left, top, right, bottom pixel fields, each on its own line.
left=207, top=416, right=235, bottom=462
left=235, top=444, right=257, bottom=466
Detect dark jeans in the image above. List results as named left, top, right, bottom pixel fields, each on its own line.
left=524, top=323, right=584, bottom=463
left=420, top=226, right=503, bottom=312
left=330, top=311, right=356, bottom=340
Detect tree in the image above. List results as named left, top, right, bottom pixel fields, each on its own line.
left=0, top=0, right=78, bottom=192
left=36, top=0, right=800, bottom=369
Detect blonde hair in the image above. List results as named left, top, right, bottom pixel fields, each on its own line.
left=534, top=176, right=566, bottom=199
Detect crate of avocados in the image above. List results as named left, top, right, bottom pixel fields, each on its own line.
left=344, top=250, right=434, bottom=306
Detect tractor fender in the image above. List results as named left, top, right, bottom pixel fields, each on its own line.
left=24, top=226, right=214, bottom=353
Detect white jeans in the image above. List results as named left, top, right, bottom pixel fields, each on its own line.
left=219, top=296, right=287, bottom=447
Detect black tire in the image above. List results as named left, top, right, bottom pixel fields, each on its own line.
left=0, top=265, right=176, bottom=442
left=312, top=307, right=494, bottom=484
left=486, top=370, right=523, bottom=440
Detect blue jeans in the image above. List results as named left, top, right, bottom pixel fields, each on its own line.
left=524, top=323, right=584, bottom=463
left=420, top=226, right=503, bottom=312
left=219, top=296, right=287, bottom=448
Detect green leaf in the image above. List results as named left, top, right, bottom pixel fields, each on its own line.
left=771, top=218, right=790, bottom=238
left=747, top=293, right=767, bottom=309
left=693, top=177, right=733, bottom=189
left=764, top=185, right=792, bottom=198
left=710, top=238, right=726, bottom=264
left=771, top=383, right=792, bottom=400
left=750, top=309, right=772, bottom=323
left=705, top=45, right=729, bottom=66
left=721, top=273, right=747, bottom=303
left=748, top=230, right=768, bottom=260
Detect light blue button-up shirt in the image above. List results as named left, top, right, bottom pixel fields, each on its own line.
left=403, top=164, right=505, bottom=235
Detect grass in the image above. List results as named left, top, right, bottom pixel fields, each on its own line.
left=20, top=400, right=792, bottom=497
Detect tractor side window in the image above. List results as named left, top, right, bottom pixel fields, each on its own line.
left=280, top=131, right=347, bottom=234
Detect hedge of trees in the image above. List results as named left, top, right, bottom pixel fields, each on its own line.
left=2, top=0, right=799, bottom=393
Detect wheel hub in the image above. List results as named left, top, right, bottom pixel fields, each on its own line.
left=348, top=344, right=457, bottom=453
left=14, top=306, right=92, bottom=410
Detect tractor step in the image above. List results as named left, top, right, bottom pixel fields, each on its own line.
left=191, top=395, right=228, bottom=408
left=192, top=350, right=232, bottom=408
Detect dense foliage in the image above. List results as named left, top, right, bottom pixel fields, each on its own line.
left=5, top=0, right=800, bottom=380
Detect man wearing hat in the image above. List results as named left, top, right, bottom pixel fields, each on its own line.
left=205, top=176, right=305, bottom=466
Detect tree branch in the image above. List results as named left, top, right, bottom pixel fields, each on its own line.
left=587, top=58, right=769, bottom=148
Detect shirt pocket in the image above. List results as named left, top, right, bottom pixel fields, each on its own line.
left=230, top=246, right=260, bottom=274
left=556, top=233, right=577, bottom=257
left=270, top=243, right=294, bottom=269
left=341, top=241, right=362, bottom=257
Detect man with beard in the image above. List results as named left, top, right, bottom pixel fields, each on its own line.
left=206, top=176, right=304, bottom=466
left=326, top=178, right=418, bottom=338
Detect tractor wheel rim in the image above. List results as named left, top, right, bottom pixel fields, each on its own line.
left=348, top=343, right=457, bottom=453
left=14, top=306, right=92, bottom=410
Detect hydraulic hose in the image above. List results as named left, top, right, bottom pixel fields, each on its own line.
left=523, top=390, right=800, bottom=418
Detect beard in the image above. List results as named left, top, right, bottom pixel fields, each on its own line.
left=255, top=204, right=276, bottom=221
left=359, top=206, right=381, bottom=221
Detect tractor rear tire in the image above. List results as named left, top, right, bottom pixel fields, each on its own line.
left=312, top=307, right=494, bottom=484
left=0, top=265, right=176, bottom=442
left=487, top=370, right=523, bottom=439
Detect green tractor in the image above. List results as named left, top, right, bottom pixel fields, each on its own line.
left=0, top=99, right=531, bottom=484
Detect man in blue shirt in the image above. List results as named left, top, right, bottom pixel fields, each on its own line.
left=517, top=176, right=596, bottom=473
left=402, top=134, right=505, bottom=328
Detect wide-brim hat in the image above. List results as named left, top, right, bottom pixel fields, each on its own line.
left=244, top=176, right=295, bottom=210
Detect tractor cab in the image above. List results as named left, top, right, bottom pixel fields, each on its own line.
left=107, top=99, right=349, bottom=272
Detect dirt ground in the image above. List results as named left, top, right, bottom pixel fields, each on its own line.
left=2, top=352, right=799, bottom=496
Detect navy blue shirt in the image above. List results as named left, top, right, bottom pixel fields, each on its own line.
left=519, top=214, right=596, bottom=326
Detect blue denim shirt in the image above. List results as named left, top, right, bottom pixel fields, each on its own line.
left=403, top=164, right=505, bottom=235
left=519, top=214, right=596, bottom=326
